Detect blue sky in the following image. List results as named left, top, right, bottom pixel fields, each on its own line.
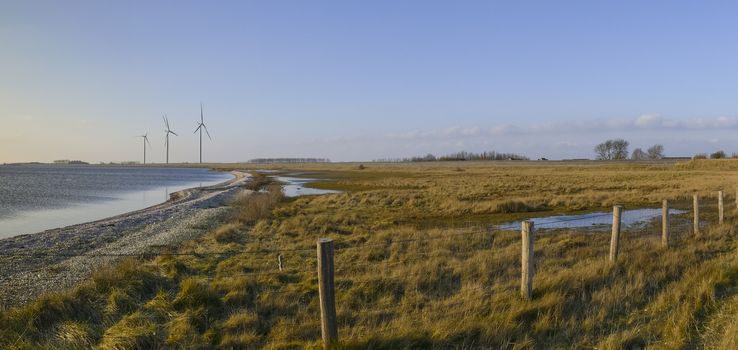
left=2, top=1, right=738, bottom=162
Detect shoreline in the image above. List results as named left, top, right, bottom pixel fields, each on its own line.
left=0, top=167, right=237, bottom=239
left=0, top=171, right=251, bottom=308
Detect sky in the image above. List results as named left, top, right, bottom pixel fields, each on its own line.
left=2, top=1, right=738, bottom=163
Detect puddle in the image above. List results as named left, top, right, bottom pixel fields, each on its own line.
left=273, top=176, right=341, bottom=197
left=498, top=208, right=687, bottom=230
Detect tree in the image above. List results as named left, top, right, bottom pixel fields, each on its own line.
left=631, top=148, right=647, bottom=160
left=594, top=142, right=610, bottom=160
left=595, top=139, right=629, bottom=160
left=693, top=153, right=708, bottom=159
left=711, top=150, right=727, bottom=159
left=611, top=139, right=629, bottom=159
left=647, top=144, right=664, bottom=159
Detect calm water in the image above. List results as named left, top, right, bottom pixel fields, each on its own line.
left=499, top=208, right=688, bottom=230
left=0, top=164, right=233, bottom=238
left=274, top=176, right=340, bottom=197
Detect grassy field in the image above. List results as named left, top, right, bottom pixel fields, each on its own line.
left=3, top=159, right=738, bottom=349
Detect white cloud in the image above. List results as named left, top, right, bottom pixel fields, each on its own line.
left=633, top=114, right=738, bottom=130
left=634, top=114, right=667, bottom=128
left=490, top=124, right=522, bottom=135
left=385, top=114, right=738, bottom=142
left=386, top=126, right=484, bottom=140
left=366, top=114, right=738, bottom=160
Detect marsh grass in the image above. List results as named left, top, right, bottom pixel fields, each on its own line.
left=3, top=161, right=738, bottom=348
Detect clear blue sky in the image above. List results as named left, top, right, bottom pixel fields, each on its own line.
left=2, top=1, right=738, bottom=162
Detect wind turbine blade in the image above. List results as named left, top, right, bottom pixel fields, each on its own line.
left=203, top=125, right=212, bottom=140
left=171, top=131, right=178, bottom=136
left=200, top=103, right=204, bottom=123
left=194, top=124, right=201, bottom=133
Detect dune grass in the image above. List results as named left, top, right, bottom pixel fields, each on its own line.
left=3, top=161, right=738, bottom=348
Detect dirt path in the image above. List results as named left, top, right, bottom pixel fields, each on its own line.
left=0, top=171, right=251, bottom=308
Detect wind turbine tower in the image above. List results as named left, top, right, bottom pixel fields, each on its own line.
left=163, top=115, right=178, bottom=164
left=138, top=133, right=151, bottom=164
left=193, top=103, right=212, bottom=164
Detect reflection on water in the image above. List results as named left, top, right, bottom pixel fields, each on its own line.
left=0, top=171, right=232, bottom=239
left=274, top=176, right=340, bottom=197
left=499, top=208, right=688, bottom=230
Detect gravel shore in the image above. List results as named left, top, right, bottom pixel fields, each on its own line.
left=0, top=171, right=251, bottom=308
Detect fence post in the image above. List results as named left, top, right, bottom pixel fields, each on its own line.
left=520, top=221, right=534, bottom=300
left=719, top=191, right=725, bottom=225
left=609, top=205, right=622, bottom=263
left=662, top=200, right=669, bottom=248
left=317, top=238, right=337, bottom=348
left=693, top=194, right=700, bottom=235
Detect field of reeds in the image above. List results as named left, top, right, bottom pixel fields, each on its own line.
left=3, top=159, right=738, bottom=349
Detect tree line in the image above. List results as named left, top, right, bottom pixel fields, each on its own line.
left=693, top=151, right=734, bottom=159
left=248, top=158, right=331, bottom=164
left=594, top=139, right=664, bottom=160
left=594, top=139, right=738, bottom=160
left=374, top=151, right=529, bottom=163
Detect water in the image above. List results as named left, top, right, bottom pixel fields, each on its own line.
left=274, top=176, right=340, bottom=197
left=499, top=208, right=687, bottom=230
left=0, top=164, right=233, bottom=238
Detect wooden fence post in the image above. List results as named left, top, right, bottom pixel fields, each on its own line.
left=520, top=221, right=534, bottom=300
left=719, top=191, right=725, bottom=225
left=317, top=238, right=337, bottom=348
left=693, top=194, right=700, bottom=235
left=609, top=205, right=623, bottom=263
left=662, top=200, right=669, bottom=248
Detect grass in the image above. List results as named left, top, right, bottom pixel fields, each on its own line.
left=3, top=160, right=738, bottom=348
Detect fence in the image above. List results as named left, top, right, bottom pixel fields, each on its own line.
left=0, top=190, right=734, bottom=348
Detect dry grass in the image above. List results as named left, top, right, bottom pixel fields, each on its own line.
left=3, top=160, right=738, bottom=348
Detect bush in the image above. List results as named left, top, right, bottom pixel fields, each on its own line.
left=245, top=173, right=270, bottom=191
left=493, top=200, right=546, bottom=213
left=172, top=278, right=221, bottom=311
left=711, top=150, right=727, bottom=159
left=212, top=223, right=243, bottom=244
left=232, top=185, right=283, bottom=224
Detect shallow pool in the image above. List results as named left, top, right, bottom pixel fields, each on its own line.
left=498, top=208, right=688, bottom=230
left=274, top=176, right=341, bottom=197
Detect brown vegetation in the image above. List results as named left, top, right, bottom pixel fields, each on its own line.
left=3, top=160, right=738, bottom=348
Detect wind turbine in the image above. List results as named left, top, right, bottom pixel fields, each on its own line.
left=137, top=133, right=151, bottom=164
left=163, top=115, right=178, bottom=164
left=193, top=103, right=212, bottom=164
